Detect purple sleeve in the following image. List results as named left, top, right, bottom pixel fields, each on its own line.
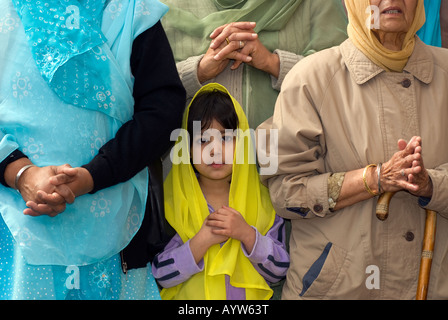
left=151, top=234, right=203, bottom=288
left=242, top=215, right=290, bottom=283
left=152, top=215, right=290, bottom=287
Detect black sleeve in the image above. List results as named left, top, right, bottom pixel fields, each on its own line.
left=0, top=149, right=28, bottom=187
left=82, top=21, right=186, bottom=193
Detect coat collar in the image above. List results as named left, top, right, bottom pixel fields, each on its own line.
left=340, top=37, right=434, bottom=85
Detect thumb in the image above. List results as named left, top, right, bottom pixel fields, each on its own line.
left=397, top=139, right=407, bottom=151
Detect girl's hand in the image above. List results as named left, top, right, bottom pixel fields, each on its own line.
left=189, top=217, right=229, bottom=264
left=207, top=206, right=256, bottom=253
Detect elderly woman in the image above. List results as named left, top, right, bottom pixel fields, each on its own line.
left=258, top=0, right=448, bottom=299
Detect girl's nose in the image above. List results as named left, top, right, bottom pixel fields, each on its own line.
left=208, top=138, right=221, bottom=156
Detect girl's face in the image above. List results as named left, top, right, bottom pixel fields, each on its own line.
left=192, top=119, right=235, bottom=183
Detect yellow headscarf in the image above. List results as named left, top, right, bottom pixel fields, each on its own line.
left=161, top=83, right=276, bottom=300
left=345, top=0, right=425, bottom=72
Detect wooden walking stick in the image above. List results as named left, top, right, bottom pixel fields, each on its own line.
left=416, top=209, right=437, bottom=300
left=376, top=192, right=437, bottom=300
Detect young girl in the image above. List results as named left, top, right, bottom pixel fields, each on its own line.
left=152, top=83, right=289, bottom=300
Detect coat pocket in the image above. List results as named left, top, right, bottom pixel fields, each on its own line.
left=299, top=242, right=347, bottom=298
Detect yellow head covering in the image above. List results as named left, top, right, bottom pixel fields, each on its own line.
left=345, top=0, right=425, bottom=72
left=161, top=83, right=275, bottom=300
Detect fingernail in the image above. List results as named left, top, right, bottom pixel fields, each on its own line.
left=246, top=56, right=252, bottom=62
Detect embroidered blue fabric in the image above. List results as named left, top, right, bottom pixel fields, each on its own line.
left=0, top=216, right=161, bottom=300
left=12, top=0, right=136, bottom=123
left=0, top=0, right=168, bottom=299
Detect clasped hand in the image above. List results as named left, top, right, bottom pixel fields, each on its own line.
left=18, top=164, right=93, bottom=217
left=202, top=206, right=256, bottom=253
left=381, top=136, right=433, bottom=197
left=197, top=21, right=280, bottom=83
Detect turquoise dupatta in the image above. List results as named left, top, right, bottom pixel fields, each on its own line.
left=0, top=0, right=168, bottom=266
left=417, top=0, right=442, bottom=47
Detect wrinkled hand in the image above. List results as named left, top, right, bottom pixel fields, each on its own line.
left=210, top=22, right=280, bottom=77
left=397, top=136, right=432, bottom=197
left=18, top=164, right=77, bottom=217
left=381, top=136, right=432, bottom=197
left=198, top=21, right=281, bottom=83
left=197, top=44, right=233, bottom=83
left=24, top=166, right=94, bottom=217
left=209, top=22, right=256, bottom=64
left=197, top=22, right=255, bottom=82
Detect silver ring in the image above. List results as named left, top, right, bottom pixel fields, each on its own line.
left=239, top=40, right=244, bottom=49
left=401, top=169, right=405, bottom=177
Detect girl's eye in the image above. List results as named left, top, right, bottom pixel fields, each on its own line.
left=194, top=136, right=208, bottom=145
left=222, top=135, right=232, bottom=142
left=200, top=137, right=210, bottom=144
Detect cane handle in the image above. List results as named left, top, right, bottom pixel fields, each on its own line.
left=376, top=192, right=396, bottom=221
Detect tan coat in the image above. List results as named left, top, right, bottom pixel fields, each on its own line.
left=258, top=38, right=448, bottom=299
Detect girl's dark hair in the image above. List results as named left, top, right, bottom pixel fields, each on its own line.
left=187, top=89, right=239, bottom=143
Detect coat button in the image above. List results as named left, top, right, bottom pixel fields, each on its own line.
left=404, top=231, right=415, bottom=241
left=313, top=204, right=323, bottom=213
left=401, top=78, right=412, bottom=88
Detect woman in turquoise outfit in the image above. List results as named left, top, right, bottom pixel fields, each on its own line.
left=0, top=0, right=185, bottom=299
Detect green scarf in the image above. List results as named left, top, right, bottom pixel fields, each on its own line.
left=162, top=0, right=303, bottom=60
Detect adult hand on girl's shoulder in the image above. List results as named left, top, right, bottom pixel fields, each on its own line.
left=207, top=206, right=256, bottom=254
